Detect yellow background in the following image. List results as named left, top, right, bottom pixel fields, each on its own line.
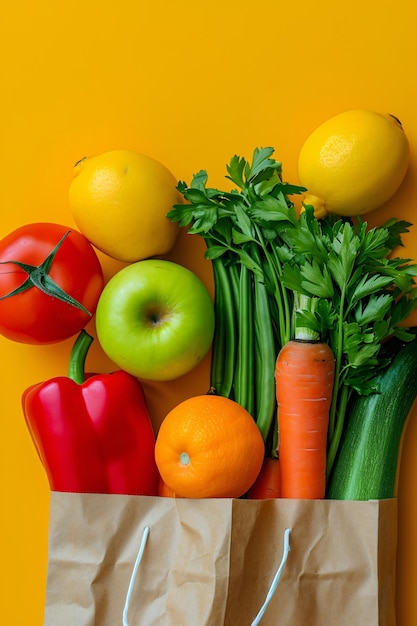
left=1, top=1, right=417, bottom=623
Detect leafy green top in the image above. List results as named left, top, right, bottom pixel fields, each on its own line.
left=169, top=148, right=305, bottom=344
left=168, top=147, right=417, bottom=474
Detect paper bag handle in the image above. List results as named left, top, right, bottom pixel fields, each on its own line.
left=122, top=526, right=291, bottom=626
left=251, top=527, right=291, bottom=625
left=123, top=526, right=150, bottom=626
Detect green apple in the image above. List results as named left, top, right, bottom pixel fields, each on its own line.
left=95, top=259, right=215, bottom=381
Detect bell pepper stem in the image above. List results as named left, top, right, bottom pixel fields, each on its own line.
left=68, top=330, right=94, bottom=384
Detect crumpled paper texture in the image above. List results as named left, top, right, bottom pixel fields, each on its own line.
left=44, top=492, right=397, bottom=626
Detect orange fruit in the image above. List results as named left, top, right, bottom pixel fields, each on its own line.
left=154, top=395, right=265, bottom=498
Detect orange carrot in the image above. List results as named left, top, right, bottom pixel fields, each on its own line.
left=275, top=338, right=335, bottom=499
left=246, top=457, right=281, bottom=499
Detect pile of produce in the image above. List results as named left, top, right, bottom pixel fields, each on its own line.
left=2, top=109, right=417, bottom=502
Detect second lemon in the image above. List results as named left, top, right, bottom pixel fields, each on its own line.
left=297, top=109, right=409, bottom=218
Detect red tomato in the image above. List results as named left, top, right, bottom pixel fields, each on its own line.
left=0, top=223, right=104, bottom=344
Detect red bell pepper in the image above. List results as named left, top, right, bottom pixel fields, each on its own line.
left=22, top=330, right=159, bottom=495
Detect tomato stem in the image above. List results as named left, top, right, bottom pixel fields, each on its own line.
left=0, top=231, right=92, bottom=315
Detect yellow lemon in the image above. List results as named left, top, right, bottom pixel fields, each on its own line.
left=68, top=149, right=182, bottom=262
left=297, top=110, right=410, bottom=218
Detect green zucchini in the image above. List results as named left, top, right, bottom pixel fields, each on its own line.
left=327, top=336, right=417, bottom=501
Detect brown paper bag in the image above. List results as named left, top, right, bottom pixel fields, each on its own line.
left=44, top=492, right=397, bottom=626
